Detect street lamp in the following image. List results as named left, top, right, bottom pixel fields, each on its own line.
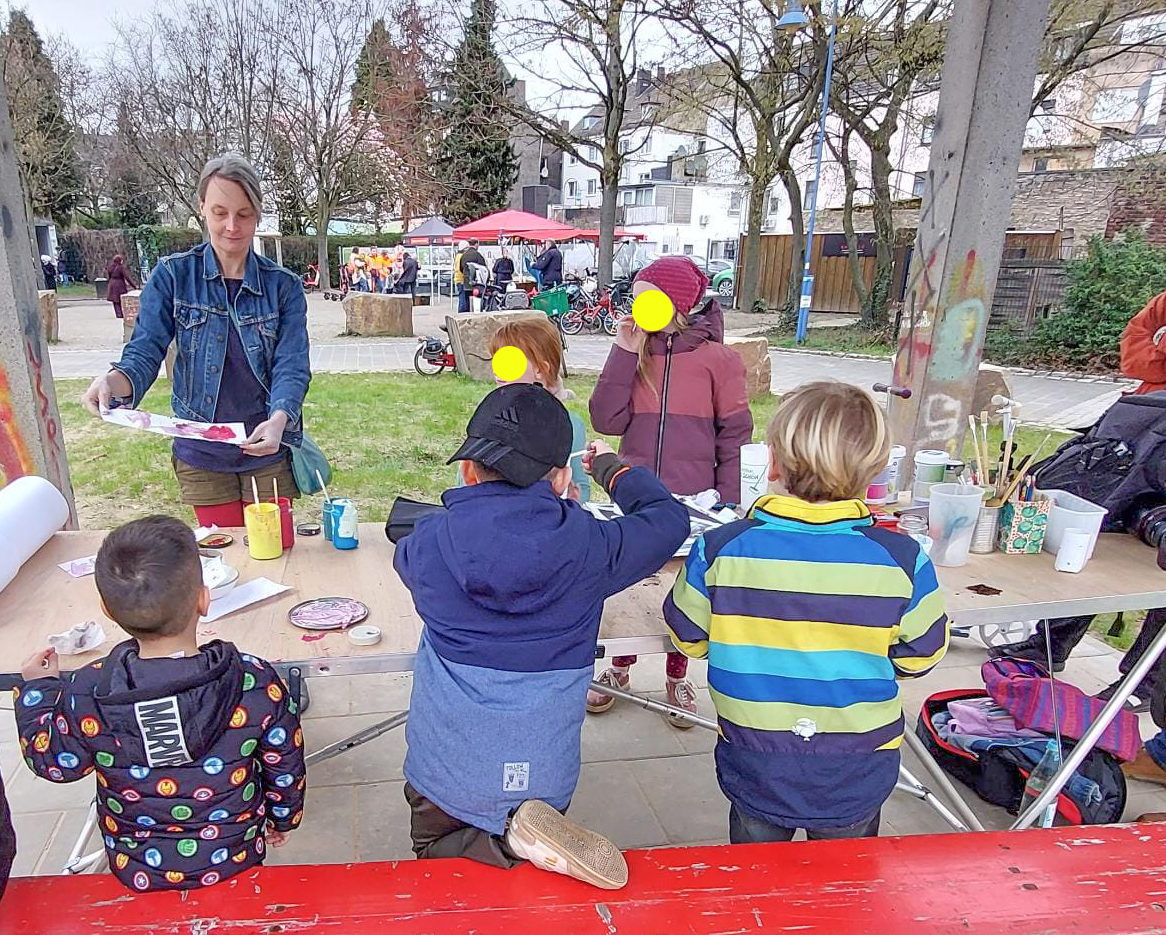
left=794, top=0, right=838, bottom=344
left=778, top=0, right=810, bottom=32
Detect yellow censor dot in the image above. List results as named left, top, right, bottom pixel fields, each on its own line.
left=632, top=289, right=675, bottom=332
left=491, top=345, right=529, bottom=382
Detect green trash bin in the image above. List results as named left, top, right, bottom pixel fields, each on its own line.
left=532, top=287, right=568, bottom=320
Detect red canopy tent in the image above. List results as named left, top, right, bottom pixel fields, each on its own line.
left=451, top=210, right=645, bottom=243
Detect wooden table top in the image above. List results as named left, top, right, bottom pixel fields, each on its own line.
left=1, top=524, right=1163, bottom=675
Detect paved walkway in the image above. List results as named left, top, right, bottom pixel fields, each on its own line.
left=49, top=297, right=1129, bottom=429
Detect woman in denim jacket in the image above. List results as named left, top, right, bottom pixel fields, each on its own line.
left=81, top=154, right=311, bottom=527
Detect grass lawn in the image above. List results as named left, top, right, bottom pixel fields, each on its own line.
left=57, top=372, right=782, bottom=530
left=764, top=325, right=896, bottom=357
left=53, top=283, right=98, bottom=299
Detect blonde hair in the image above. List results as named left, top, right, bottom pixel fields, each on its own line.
left=636, top=311, right=691, bottom=388
left=489, top=317, right=565, bottom=388
left=767, top=381, right=891, bottom=502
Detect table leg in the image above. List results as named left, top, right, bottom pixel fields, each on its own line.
left=902, top=728, right=986, bottom=832
left=587, top=680, right=718, bottom=731
left=1011, top=620, right=1166, bottom=830
left=62, top=799, right=102, bottom=874
left=896, top=767, right=971, bottom=832
left=304, top=711, right=409, bottom=767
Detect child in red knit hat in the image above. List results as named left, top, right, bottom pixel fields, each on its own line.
left=588, top=255, right=753, bottom=726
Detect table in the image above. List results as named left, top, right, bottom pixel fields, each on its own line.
left=3, top=525, right=1165, bottom=678
left=4, top=826, right=1166, bottom=934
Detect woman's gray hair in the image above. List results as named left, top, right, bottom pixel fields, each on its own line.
left=198, top=153, right=262, bottom=214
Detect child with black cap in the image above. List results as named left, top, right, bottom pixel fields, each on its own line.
left=395, top=382, right=689, bottom=889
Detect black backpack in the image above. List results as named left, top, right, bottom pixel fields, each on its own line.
left=1032, top=392, right=1166, bottom=531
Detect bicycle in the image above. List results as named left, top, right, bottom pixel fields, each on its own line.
left=415, top=327, right=457, bottom=375
left=559, top=289, right=620, bottom=336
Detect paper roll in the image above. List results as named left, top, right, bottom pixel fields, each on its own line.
left=0, top=476, right=70, bottom=594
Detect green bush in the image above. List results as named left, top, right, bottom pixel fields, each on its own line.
left=1012, top=230, right=1166, bottom=372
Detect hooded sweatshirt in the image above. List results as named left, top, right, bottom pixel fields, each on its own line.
left=395, top=467, right=689, bottom=834
left=14, top=640, right=305, bottom=892
left=590, top=298, right=753, bottom=502
left=1120, top=290, right=1166, bottom=394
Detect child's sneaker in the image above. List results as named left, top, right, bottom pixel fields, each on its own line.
left=505, top=800, right=628, bottom=890
left=664, top=677, right=698, bottom=729
left=586, top=666, right=629, bottom=713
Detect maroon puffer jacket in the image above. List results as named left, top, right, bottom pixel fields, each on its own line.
left=590, top=299, right=753, bottom=502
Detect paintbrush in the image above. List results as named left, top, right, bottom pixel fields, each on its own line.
left=273, top=477, right=279, bottom=504
left=967, top=415, right=985, bottom=489
left=251, top=475, right=260, bottom=507
left=316, top=469, right=331, bottom=502
left=990, top=453, right=1035, bottom=507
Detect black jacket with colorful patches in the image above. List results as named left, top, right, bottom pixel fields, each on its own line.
left=13, top=639, right=305, bottom=892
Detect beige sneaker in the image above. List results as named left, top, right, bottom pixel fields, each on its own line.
left=505, top=800, right=628, bottom=890
left=586, top=667, right=629, bottom=714
left=664, top=678, right=698, bottom=730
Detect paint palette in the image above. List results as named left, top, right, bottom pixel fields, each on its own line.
left=288, top=598, right=370, bottom=631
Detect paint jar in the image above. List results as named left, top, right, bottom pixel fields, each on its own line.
left=912, top=449, right=949, bottom=502
left=865, top=466, right=890, bottom=505
left=898, top=512, right=929, bottom=543
left=739, top=444, right=770, bottom=512
left=322, top=501, right=337, bottom=541
left=885, top=446, right=907, bottom=504
left=332, top=498, right=359, bottom=551
left=927, top=483, right=983, bottom=567
left=944, top=458, right=966, bottom=484
left=270, top=497, right=294, bottom=550
left=243, top=502, right=283, bottom=561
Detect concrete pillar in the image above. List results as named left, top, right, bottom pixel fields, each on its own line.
left=0, top=75, right=76, bottom=524
left=890, top=0, right=1051, bottom=463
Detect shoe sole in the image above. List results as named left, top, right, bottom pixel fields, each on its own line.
left=509, top=801, right=628, bottom=890
left=665, top=711, right=696, bottom=730
left=586, top=699, right=616, bottom=714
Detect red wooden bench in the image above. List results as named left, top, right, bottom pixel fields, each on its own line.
left=3, top=824, right=1165, bottom=934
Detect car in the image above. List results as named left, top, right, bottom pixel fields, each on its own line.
left=711, top=265, right=735, bottom=298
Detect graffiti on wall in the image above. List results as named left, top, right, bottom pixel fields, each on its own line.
left=0, top=363, right=35, bottom=485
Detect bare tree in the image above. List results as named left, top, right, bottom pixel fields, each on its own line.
left=108, top=0, right=283, bottom=224
left=654, top=0, right=826, bottom=314
left=264, top=0, right=391, bottom=285
left=486, top=0, right=656, bottom=284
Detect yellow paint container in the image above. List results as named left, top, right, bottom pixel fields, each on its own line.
left=244, top=502, right=283, bottom=560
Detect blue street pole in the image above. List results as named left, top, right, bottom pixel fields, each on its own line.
left=795, top=0, right=838, bottom=344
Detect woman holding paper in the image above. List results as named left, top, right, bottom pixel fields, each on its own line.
left=80, top=153, right=311, bottom=527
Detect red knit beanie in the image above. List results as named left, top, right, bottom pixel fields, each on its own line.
left=633, top=256, right=709, bottom=314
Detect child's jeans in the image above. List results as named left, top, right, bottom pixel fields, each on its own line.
left=613, top=652, right=689, bottom=679
left=405, top=782, right=519, bottom=869
left=728, top=803, right=881, bottom=844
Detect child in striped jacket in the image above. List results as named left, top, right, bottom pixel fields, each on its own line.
left=664, top=381, right=949, bottom=843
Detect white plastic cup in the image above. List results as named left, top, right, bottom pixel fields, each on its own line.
left=927, top=483, right=984, bottom=567
left=740, top=444, right=769, bottom=511
left=1055, top=528, right=1093, bottom=574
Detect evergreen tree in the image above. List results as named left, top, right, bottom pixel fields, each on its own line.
left=1, top=12, right=82, bottom=225
left=435, top=0, right=518, bottom=223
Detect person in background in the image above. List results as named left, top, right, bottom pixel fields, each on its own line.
left=454, top=240, right=469, bottom=313
left=41, top=255, right=58, bottom=291
left=493, top=249, right=515, bottom=289
left=665, top=381, right=948, bottom=844
left=79, top=152, right=310, bottom=529
left=368, top=248, right=384, bottom=294
left=588, top=255, right=752, bottom=726
left=396, top=249, right=418, bottom=298
left=106, top=253, right=138, bottom=320
left=531, top=239, right=563, bottom=288
left=990, top=292, right=1166, bottom=711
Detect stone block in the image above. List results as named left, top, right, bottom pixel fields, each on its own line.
left=343, top=292, right=414, bottom=337
left=725, top=336, right=771, bottom=399
left=37, top=290, right=58, bottom=343
left=973, top=364, right=1012, bottom=422
left=444, top=310, right=546, bottom=382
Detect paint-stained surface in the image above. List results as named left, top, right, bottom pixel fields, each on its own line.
left=3, top=825, right=1166, bottom=933
left=0, top=363, right=34, bottom=484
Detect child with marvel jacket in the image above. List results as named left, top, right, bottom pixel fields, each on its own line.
left=588, top=255, right=753, bottom=725
left=14, top=517, right=305, bottom=893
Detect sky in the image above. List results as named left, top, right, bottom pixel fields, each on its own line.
left=18, top=0, right=154, bottom=53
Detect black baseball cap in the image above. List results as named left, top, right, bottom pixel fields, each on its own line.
left=447, top=383, right=573, bottom=487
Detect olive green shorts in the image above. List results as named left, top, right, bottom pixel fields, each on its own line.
left=172, top=454, right=299, bottom=506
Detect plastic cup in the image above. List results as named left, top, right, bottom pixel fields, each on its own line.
left=739, top=443, right=769, bottom=511
left=927, top=483, right=984, bottom=567
left=243, top=502, right=283, bottom=560
left=885, top=445, right=907, bottom=503
left=270, top=497, right=294, bottom=549
left=866, top=466, right=890, bottom=504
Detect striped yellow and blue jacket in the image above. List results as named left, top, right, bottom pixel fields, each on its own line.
left=663, top=494, right=949, bottom=829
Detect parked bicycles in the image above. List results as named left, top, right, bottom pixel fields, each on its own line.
left=415, top=327, right=457, bottom=375
left=559, top=289, right=620, bottom=336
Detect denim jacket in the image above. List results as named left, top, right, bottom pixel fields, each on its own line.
left=113, top=242, right=310, bottom=447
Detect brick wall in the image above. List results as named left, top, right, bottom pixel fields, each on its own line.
left=1106, top=167, right=1166, bottom=243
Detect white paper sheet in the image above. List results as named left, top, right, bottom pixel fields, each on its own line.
left=59, top=554, right=98, bottom=578
left=199, top=578, right=290, bottom=624
left=101, top=408, right=247, bottom=445
left=0, top=476, right=71, bottom=594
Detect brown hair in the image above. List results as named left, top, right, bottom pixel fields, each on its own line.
left=767, top=381, right=891, bottom=502
left=489, top=317, right=565, bottom=388
left=96, top=516, right=202, bottom=638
